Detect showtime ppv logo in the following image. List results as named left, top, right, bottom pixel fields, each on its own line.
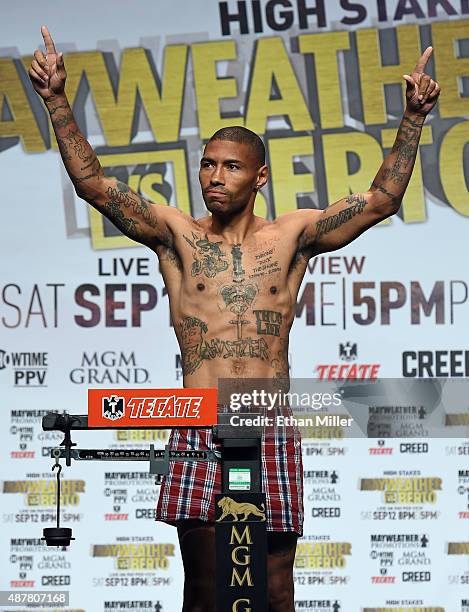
left=88, top=388, right=217, bottom=427
left=315, top=343, right=380, bottom=380
left=0, top=349, right=48, bottom=387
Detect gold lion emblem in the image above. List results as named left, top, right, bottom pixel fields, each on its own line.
left=216, top=496, right=266, bottom=522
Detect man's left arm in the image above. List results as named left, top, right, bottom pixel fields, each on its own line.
left=298, top=46, right=440, bottom=256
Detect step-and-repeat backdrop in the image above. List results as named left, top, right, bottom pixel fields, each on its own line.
left=1, top=1, right=468, bottom=610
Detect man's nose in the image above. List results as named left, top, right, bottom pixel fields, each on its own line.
left=210, top=165, right=225, bottom=185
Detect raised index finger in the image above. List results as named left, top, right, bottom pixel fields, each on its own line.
left=413, top=46, right=433, bottom=75
left=41, top=25, right=57, bottom=55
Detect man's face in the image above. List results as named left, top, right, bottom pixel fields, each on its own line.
left=199, top=139, right=266, bottom=215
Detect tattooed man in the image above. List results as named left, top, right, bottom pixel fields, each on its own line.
left=29, top=26, right=440, bottom=612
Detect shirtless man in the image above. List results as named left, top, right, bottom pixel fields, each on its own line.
left=29, top=26, right=440, bottom=612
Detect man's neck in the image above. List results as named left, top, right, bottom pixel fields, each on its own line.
left=209, top=207, right=259, bottom=244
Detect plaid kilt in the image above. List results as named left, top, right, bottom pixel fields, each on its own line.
left=155, top=422, right=304, bottom=535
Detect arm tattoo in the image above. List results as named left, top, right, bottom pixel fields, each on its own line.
left=315, top=194, right=366, bottom=238
left=103, top=199, right=141, bottom=242
left=401, top=115, right=425, bottom=129
left=370, top=181, right=400, bottom=207
left=379, top=114, right=423, bottom=186
left=62, top=129, right=90, bottom=162
left=47, top=99, right=105, bottom=183
left=74, top=157, right=102, bottom=184
left=48, top=97, right=170, bottom=246
left=51, top=110, right=74, bottom=129
left=105, top=182, right=159, bottom=230
left=49, top=104, right=70, bottom=116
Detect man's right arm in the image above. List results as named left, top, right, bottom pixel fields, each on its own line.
left=46, top=95, right=174, bottom=248
left=29, top=26, right=179, bottom=250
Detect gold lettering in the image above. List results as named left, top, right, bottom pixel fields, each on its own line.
left=232, top=599, right=251, bottom=612
left=230, top=525, right=253, bottom=545
left=116, top=557, right=169, bottom=570
left=299, top=32, right=350, bottom=129
left=448, top=542, right=469, bottom=554
left=432, top=21, right=469, bottom=118
left=268, top=136, right=314, bottom=217
left=41, top=47, right=187, bottom=148
left=439, top=121, right=469, bottom=216
left=231, top=546, right=250, bottom=565
left=357, top=25, right=420, bottom=125
left=192, top=41, right=240, bottom=139
left=230, top=567, right=253, bottom=587
left=0, top=58, right=45, bottom=152
left=322, top=130, right=384, bottom=216
left=246, top=37, right=313, bottom=134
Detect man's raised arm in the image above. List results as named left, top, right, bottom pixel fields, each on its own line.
left=293, top=46, right=440, bottom=256
left=28, top=26, right=178, bottom=249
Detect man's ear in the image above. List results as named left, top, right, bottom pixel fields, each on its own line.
left=256, top=165, right=269, bottom=189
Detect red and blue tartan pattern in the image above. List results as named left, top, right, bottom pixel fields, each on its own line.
left=155, top=424, right=304, bottom=535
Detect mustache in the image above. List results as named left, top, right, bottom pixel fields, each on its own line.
left=203, top=186, right=230, bottom=195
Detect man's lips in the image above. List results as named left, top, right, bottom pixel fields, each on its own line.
left=205, top=189, right=227, bottom=197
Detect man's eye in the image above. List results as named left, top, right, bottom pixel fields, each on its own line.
left=228, top=164, right=239, bottom=170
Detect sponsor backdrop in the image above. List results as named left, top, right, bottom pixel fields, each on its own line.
left=1, top=0, right=468, bottom=610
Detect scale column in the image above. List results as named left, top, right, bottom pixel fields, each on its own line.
left=214, top=418, right=268, bottom=612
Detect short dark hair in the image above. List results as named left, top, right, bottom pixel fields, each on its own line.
left=208, top=126, right=265, bottom=167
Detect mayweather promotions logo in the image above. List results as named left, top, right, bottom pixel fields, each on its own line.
left=295, top=602, right=341, bottom=611
left=369, top=533, right=431, bottom=584
left=368, top=404, right=429, bottom=438
left=103, top=602, right=163, bottom=612
left=305, top=470, right=341, bottom=504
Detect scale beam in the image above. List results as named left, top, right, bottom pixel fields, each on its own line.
left=50, top=447, right=220, bottom=462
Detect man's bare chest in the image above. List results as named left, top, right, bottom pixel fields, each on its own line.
left=177, top=229, right=290, bottom=285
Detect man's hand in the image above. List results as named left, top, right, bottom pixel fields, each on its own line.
left=403, top=47, right=440, bottom=116
left=28, top=26, right=67, bottom=101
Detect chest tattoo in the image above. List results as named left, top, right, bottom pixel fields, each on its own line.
left=183, top=232, right=229, bottom=278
